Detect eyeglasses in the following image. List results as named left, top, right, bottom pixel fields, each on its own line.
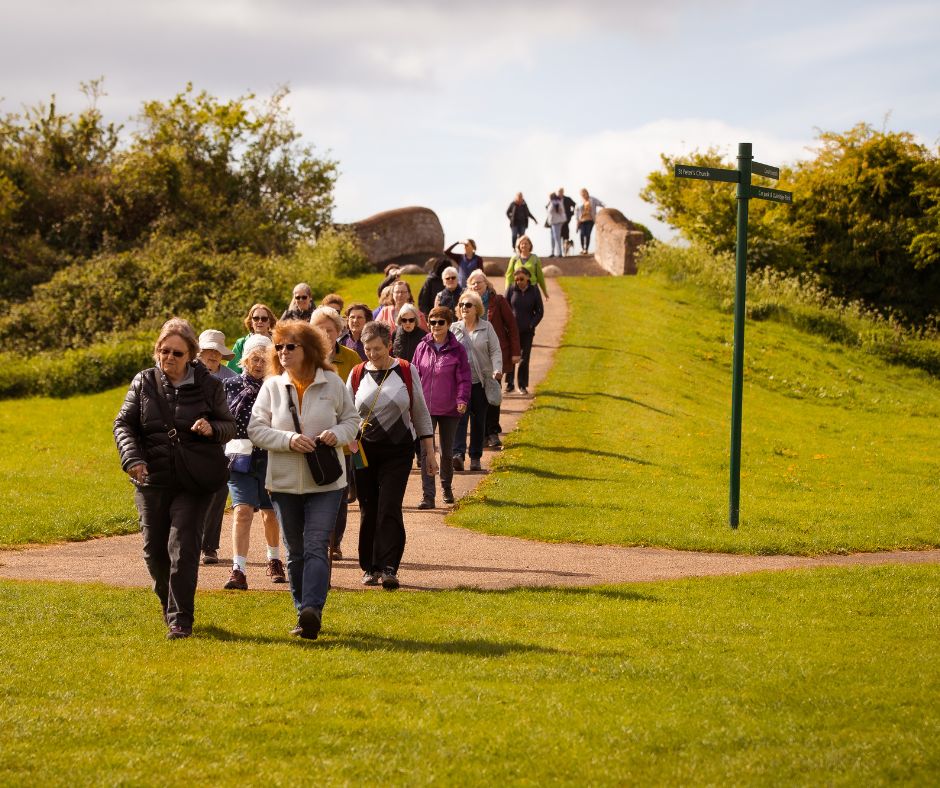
left=458, top=303, right=474, bottom=309
left=158, top=348, right=186, bottom=358
left=428, top=319, right=447, bottom=326
left=399, top=317, right=417, bottom=324
left=274, top=343, right=299, bottom=352
left=443, top=276, right=457, bottom=281
left=251, top=315, right=269, bottom=322
left=294, top=294, right=310, bottom=301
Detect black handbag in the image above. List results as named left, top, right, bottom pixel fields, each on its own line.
left=148, top=371, right=229, bottom=493
left=286, top=385, right=343, bottom=486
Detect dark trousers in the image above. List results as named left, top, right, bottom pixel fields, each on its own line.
left=506, top=329, right=535, bottom=390
left=511, top=225, right=526, bottom=251
left=560, top=221, right=571, bottom=241
left=135, top=486, right=211, bottom=629
left=200, top=486, right=228, bottom=554
left=453, top=382, right=488, bottom=460
left=271, top=489, right=343, bottom=614
left=355, top=441, right=414, bottom=573
left=333, top=455, right=354, bottom=548
left=421, top=415, right=458, bottom=500
left=485, top=403, right=502, bottom=438
left=579, top=220, right=595, bottom=251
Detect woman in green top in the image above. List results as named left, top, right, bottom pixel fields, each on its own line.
left=227, top=303, right=277, bottom=371
left=504, top=235, right=550, bottom=301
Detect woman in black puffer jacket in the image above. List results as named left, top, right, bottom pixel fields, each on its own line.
left=114, top=318, right=235, bottom=639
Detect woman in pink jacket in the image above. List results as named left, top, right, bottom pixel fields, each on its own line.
left=411, top=306, right=472, bottom=509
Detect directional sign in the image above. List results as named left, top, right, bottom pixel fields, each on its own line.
left=750, top=185, right=792, bottom=203
left=674, top=165, right=739, bottom=183
left=751, top=161, right=780, bottom=179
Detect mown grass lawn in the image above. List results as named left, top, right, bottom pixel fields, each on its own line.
left=1, top=565, right=937, bottom=785
left=0, top=388, right=138, bottom=545
left=451, top=275, right=940, bottom=555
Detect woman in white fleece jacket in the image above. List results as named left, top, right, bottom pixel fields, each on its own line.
left=249, top=320, right=359, bottom=640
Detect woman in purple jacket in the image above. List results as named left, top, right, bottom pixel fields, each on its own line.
left=411, top=306, right=472, bottom=509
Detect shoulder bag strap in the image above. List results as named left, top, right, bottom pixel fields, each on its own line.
left=285, top=384, right=304, bottom=435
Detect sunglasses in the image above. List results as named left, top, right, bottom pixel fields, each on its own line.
left=274, top=343, right=299, bottom=352
left=158, top=348, right=186, bottom=358
left=399, top=317, right=417, bottom=324
left=251, top=315, right=269, bottom=322
left=294, top=295, right=310, bottom=301
left=458, top=303, right=474, bottom=309
left=428, top=319, right=447, bottom=326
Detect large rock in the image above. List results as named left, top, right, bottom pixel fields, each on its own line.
left=351, top=207, right=445, bottom=270
left=594, top=209, right=646, bottom=275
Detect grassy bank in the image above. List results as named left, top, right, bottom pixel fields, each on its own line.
left=450, top=275, right=940, bottom=554
left=0, top=565, right=937, bottom=785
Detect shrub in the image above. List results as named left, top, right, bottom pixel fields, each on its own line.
left=639, top=241, right=940, bottom=378
left=0, top=338, right=152, bottom=398
left=0, top=228, right=370, bottom=398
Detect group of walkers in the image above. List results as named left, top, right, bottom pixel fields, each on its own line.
left=112, top=259, right=545, bottom=642
left=506, top=187, right=605, bottom=257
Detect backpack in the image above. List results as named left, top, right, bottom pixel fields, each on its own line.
left=350, top=359, right=414, bottom=415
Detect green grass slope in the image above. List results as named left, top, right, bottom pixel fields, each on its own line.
left=1, top=566, right=936, bottom=785
left=450, top=275, right=940, bottom=554
left=0, top=388, right=138, bottom=545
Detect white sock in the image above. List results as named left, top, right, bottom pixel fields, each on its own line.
left=234, top=555, right=247, bottom=573
left=266, top=546, right=279, bottom=561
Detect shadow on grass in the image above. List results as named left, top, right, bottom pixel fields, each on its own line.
left=197, top=625, right=564, bottom=656
left=508, top=442, right=653, bottom=465
left=558, top=344, right=655, bottom=363
left=529, top=404, right=575, bottom=413
left=330, top=631, right=565, bottom=657
left=537, top=389, right=674, bottom=416
left=467, top=586, right=661, bottom=603
left=497, top=463, right=607, bottom=481
left=402, top=561, right=591, bottom=579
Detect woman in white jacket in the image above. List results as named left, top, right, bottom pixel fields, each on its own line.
left=249, top=320, right=359, bottom=640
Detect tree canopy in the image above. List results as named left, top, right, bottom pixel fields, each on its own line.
left=641, top=124, right=940, bottom=322
left=0, top=82, right=337, bottom=302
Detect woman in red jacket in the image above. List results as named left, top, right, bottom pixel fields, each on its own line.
left=466, top=270, right=520, bottom=449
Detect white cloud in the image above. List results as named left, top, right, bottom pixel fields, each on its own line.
left=749, top=2, right=940, bottom=66
left=428, top=119, right=814, bottom=256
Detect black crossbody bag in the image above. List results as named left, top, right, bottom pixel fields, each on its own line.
left=286, top=384, right=343, bottom=486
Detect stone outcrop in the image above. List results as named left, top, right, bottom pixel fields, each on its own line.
left=594, top=209, right=646, bottom=275
left=351, top=207, right=445, bottom=271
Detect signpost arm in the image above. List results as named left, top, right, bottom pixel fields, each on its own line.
left=729, top=142, right=752, bottom=529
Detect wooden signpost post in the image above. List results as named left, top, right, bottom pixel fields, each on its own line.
left=674, top=143, right=793, bottom=529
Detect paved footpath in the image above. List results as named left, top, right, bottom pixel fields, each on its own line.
left=1, top=276, right=937, bottom=593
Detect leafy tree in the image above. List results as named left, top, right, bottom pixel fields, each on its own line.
left=787, top=124, right=939, bottom=319
left=0, top=80, right=121, bottom=299
left=641, top=125, right=940, bottom=322
left=0, top=82, right=337, bottom=304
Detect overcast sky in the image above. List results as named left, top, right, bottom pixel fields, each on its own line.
left=2, top=0, right=938, bottom=255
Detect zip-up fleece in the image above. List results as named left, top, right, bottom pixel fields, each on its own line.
left=248, top=368, right=359, bottom=494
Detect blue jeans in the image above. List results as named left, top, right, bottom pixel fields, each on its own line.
left=270, top=489, right=343, bottom=613
left=579, top=220, right=595, bottom=252
left=550, top=223, right=563, bottom=256
left=453, top=382, right=488, bottom=461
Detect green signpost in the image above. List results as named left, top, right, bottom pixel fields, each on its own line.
left=674, top=143, right=793, bottom=528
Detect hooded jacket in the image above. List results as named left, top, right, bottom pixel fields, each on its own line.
left=411, top=332, right=472, bottom=418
